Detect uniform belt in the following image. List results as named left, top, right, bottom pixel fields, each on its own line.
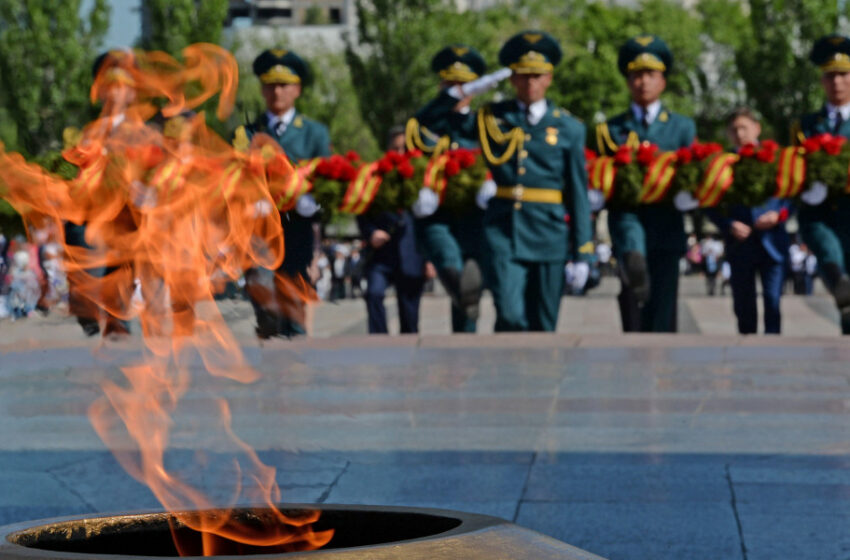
left=495, top=185, right=563, bottom=204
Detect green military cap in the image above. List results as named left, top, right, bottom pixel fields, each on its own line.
left=253, top=48, right=311, bottom=85
left=811, top=34, right=850, bottom=72
left=498, top=30, right=562, bottom=74
left=617, top=35, right=673, bottom=76
left=431, top=44, right=487, bottom=83
left=92, top=49, right=136, bottom=84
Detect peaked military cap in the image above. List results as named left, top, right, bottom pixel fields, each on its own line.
left=498, top=30, right=562, bottom=74
left=253, top=48, right=311, bottom=85
left=431, top=44, right=487, bottom=82
left=811, top=35, right=850, bottom=72
left=92, top=49, right=136, bottom=83
left=618, top=35, right=673, bottom=76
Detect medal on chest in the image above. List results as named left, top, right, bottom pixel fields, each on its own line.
left=545, top=127, right=558, bottom=145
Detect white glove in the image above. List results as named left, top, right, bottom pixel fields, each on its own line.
left=449, top=68, right=513, bottom=99
left=587, top=189, right=606, bottom=212
left=295, top=193, right=321, bottom=217
left=800, top=180, right=828, bottom=206
left=673, top=190, right=699, bottom=212
left=411, top=187, right=439, bottom=218
left=476, top=178, right=497, bottom=210
left=568, top=261, right=590, bottom=292
left=252, top=199, right=274, bottom=218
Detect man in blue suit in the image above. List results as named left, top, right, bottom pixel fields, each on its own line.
left=356, top=127, right=426, bottom=334
left=711, top=108, right=790, bottom=334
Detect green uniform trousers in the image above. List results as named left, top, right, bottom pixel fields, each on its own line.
left=798, top=202, right=850, bottom=334
left=417, top=211, right=485, bottom=333
left=608, top=210, right=681, bottom=332
left=487, top=255, right=563, bottom=332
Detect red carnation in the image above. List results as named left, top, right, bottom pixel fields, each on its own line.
left=614, top=146, right=632, bottom=165
left=675, top=147, right=692, bottom=164
left=755, top=147, right=775, bottom=163
left=445, top=159, right=461, bottom=177
left=345, top=150, right=360, bottom=162
left=458, top=150, right=477, bottom=168
left=739, top=143, right=756, bottom=158
left=760, top=139, right=779, bottom=152
left=823, top=136, right=846, bottom=156
left=387, top=151, right=404, bottom=164
left=342, top=165, right=358, bottom=181
left=407, top=149, right=424, bottom=159
left=637, top=143, right=659, bottom=166
left=316, top=159, right=332, bottom=176
left=802, top=137, right=821, bottom=153
left=706, top=142, right=723, bottom=156
left=377, top=157, right=394, bottom=174
left=397, top=160, right=415, bottom=179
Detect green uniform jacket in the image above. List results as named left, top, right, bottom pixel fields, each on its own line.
left=597, top=106, right=696, bottom=255
left=410, top=105, right=483, bottom=266
left=794, top=107, right=850, bottom=270
left=236, top=111, right=332, bottom=274
left=419, top=90, right=592, bottom=264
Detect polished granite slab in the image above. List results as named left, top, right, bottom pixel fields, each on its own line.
left=1, top=334, right=849, bottom=559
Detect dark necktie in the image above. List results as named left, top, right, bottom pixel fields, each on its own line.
left=642, top=110, right=651, bottom=129
left=835, top=112, right=845, bottom=134
left=274, top=120, right=286, bottom=136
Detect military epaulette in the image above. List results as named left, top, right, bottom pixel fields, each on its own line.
left=405, top=117, right=449, bottom=154
left=552, top=107, right=572, bottom=119
left=789, top=119, right=805, bottom=146
left=233, top=125, right=250, bottom=152
left=595, top=122, right=619, bottom=155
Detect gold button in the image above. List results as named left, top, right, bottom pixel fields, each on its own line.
left=520, top=150, right=528, bottom=158
left=641, top=140, right=650, bottom=146
left=519, top=168, right=526, bottom=175
left=525, top=134, right=532, bottom=141
left=514, top=202, right=522, bottom=210
left=451, top=142, right=459, bottom=149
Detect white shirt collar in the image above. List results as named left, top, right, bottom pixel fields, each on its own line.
left=267, top=108, right=296, bottom=131
left=826, top=102, right=850, bottom=123
left=631, top=100, right=662, bottom=124
left=457, top=105, right=471, bottom=115
left=516, top=99, right=548, bottom=125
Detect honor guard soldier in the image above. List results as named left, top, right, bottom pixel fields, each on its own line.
left=417, top=30, right=593, bottom=332
left=407, top=45, right=487, bottom=333
left=235, top=48, right=332, bottom=338
left=595, top=35, right=696, bottom=332
left=790, top=34, right=850, bottom=334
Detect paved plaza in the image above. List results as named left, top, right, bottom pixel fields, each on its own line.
left=1, top=276, right=849, bottom=559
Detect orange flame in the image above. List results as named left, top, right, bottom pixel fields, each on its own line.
left=0, top=44, right=330, bottom=555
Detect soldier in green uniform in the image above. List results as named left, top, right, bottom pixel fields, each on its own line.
left=417, top=31, right=593, bottom=332
left=407, top=45, right=487, bottom=333
left=235, top=48, right=331, bottom=338
left=790, top=34, right=850, bottom=334
left=595, top=35, right=696, bottom=333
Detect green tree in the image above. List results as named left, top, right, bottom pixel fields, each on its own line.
left=0, top=0, right=110, bottom=155
left=141, top=0, right=229, bottom=56
left=345, top=0, right=517, bottom=149
left=728, top=0, right=850, bottom=143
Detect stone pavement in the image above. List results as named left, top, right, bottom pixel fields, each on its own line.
left=0, top=276, right=849, bottom=559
